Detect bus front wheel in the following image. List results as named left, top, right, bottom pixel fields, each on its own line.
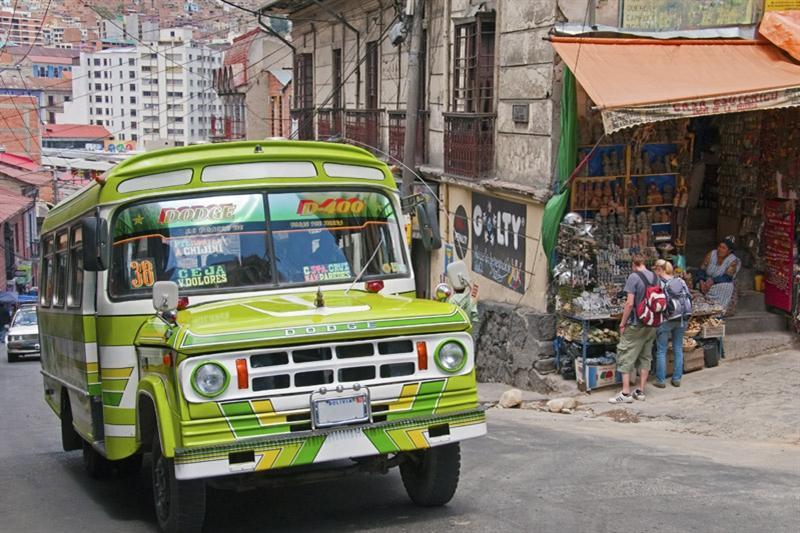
left=399, top=442, right=461, bottom=507
left=151, top=432, right=206, bottom=533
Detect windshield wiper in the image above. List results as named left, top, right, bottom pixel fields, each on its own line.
left=344, top=235, right=385, bottom=295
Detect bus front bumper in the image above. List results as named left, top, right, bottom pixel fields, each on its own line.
left=174, top=408, right=486, bottom=480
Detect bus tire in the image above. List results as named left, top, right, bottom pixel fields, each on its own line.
left=83, top=441, right=112, bottom=479
left=115, top=453, right=143, bottom=477
left=399, top=442, right=461, bottom=507
left=151, top=432, right=206, bottom=533
left=60, top=391, right=82, bottom=452
left=7, top=352, right=18, bottom=363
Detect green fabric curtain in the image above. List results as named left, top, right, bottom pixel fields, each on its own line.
left=542, top=68, right=578, bottom=267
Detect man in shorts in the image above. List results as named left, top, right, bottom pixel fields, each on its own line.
left=609, top=254, right=658, bottom=403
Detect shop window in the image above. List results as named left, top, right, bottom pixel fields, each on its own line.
left=40, top=235, right=53, bottom=307
left=452, top=14, right=495, bottom=113
left=53, top=231, right=69, bottom=308
left=67, top=225, right=83, bottom=308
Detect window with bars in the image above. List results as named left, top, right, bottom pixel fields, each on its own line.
left=295, top=53, right=314, bottom=109
left=452, top=14, right=496, bottom=114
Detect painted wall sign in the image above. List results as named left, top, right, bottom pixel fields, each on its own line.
left=765, top=0, right=800, bottom=10
left=621, top=0, right=758, bottom=30
left=470, top=192, right=526, bottom=294
left=453, top=205, right=469, bottom=260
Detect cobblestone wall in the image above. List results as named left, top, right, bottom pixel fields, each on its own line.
left=474, top=301, right=557, bottom=393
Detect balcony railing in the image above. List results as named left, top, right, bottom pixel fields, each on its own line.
left=443, top=112, right=495, bottom=179
left=291, top=108, right=315, bottom=140
left=344, top=109, right=382, bottom=152
left=317, top=108, right=343, bottom=139
left=387, top=110, right=428, bottom=165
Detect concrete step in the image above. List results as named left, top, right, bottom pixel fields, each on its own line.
left=737, top=290, right=766, bottom=313
left=725, top=311, right=788, bottom=335
left=722, top=331, right=798, bottom=361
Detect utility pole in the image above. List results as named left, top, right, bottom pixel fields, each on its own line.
left=401, top=0, right=424, bottom=198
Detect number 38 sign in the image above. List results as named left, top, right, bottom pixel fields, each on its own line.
left=129, top=259, right=156, bottom=289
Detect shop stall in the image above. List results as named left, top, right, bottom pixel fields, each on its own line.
left=546, top=35, right=799, bottom=390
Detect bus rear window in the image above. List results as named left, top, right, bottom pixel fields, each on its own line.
left=110, top=194, right=272, bottom=297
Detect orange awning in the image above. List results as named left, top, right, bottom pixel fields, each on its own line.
left=551, top=37, right=800, bottom=132
left=760, top=11, right=800, bottom=61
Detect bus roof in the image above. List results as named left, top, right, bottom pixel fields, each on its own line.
left=42, top=140, right=398, bottom=233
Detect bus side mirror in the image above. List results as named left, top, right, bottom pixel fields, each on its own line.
left=415, top=196, right=442, bottom=251
left=82, top=217, right=109, bottom=272
left=152, top=281, right=178, bottom=313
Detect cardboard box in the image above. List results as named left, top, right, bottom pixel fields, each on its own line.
left=575, top=359, right=622, bottom=390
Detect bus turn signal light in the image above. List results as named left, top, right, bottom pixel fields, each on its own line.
left=236, top=358, right=249, bottom=389
left=416, top=342, right=428, bottom=370
left=366, top=280, right=384, bottom=293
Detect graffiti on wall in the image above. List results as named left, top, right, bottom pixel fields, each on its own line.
left=470, top=192, right=526, bottom=294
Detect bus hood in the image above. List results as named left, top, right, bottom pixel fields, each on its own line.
left=138, top=291, right=470, bottom=354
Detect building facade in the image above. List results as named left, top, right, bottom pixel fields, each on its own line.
left=0, top=9, right=45, bottom=47
left=212, top=28, right=293, bottom=142
left=263, top=0, right=584, bottom=311
left=58, top=28, right=223, bottom=147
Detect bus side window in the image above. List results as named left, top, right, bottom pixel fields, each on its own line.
left=53, top=230, right=69, bottom=308
left=40, top=235, right=54, bottom=307
left=67, top=224, right=83, bottom=308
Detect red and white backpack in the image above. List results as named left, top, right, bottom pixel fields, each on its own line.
left=635, top=271, right=667, bottom=327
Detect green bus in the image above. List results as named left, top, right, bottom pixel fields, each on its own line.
left=38, top=140, right=486, bottom=532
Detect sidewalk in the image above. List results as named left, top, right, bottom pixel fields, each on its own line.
left=480, top=348, right=800, bottom=445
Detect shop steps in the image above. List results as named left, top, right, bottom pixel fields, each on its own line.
left=737, top=290, right=767, bottom=313
left=724, top=310, right=788, bottom=335
left=723, top=331, right=798, bottom=361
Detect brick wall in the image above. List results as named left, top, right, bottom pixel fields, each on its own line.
left=0, top=96, right=42, bottom=164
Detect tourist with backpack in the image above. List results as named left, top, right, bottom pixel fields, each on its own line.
left=653, top=259, right=693, bottom=388
left=609, top=254, right=667, bottom=404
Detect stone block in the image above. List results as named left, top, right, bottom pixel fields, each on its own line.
left=497, top=64, right=553, bottom=100
left=500, top=0, right=558, bottom=33
left=494, top=134, right=553, bottom=188
left=534, top=357, right=556, bottom=373
left=496, top=100, right=553, bottom=137
left=498, top=28, right=555, bottom=67
left=512, top=351, right=536, bottom=371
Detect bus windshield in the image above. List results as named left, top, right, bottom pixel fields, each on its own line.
left=110, top=190, right=408, bottom=298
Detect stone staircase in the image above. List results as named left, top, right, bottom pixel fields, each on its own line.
left=723, top=280, right=797, bottom=360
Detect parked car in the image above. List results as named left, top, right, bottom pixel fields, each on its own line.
left=5, top=305, right=39, bottom=362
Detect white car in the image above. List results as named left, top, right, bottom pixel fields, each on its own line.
left=5, top=305, right=40, bottom=362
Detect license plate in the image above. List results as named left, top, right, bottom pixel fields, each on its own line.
left=311, top=390, right=370, bottom=428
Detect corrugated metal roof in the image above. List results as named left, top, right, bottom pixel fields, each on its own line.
left=43, top=124, right=112, bottom=140
left=0, top=188, right=33, bottom=223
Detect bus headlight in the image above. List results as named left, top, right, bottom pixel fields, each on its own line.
left=435, top=341, right=467, bottom=373
left=191, top=362, right=229, bottom=398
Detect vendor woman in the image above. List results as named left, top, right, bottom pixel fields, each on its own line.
left=696, top=236, right=740, bottom=313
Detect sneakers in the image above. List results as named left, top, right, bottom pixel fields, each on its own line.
left=632, top=389, right=646, bottom=401
left=653, top=381, right=666, bottom=389
left=671, top=379, right=681, bottom=387
left=608, top=392, right=633, bottom=404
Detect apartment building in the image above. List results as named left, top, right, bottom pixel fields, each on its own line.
left=0, top=9, right=45, bottom=47
left=58, top=28, right=223, bottom=148
left=138, top=28, right=223, bottom=146
left=58, top=47, right=141, bottom=144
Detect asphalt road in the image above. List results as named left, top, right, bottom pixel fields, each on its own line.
left=1, top=345, right=798, bottom=533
